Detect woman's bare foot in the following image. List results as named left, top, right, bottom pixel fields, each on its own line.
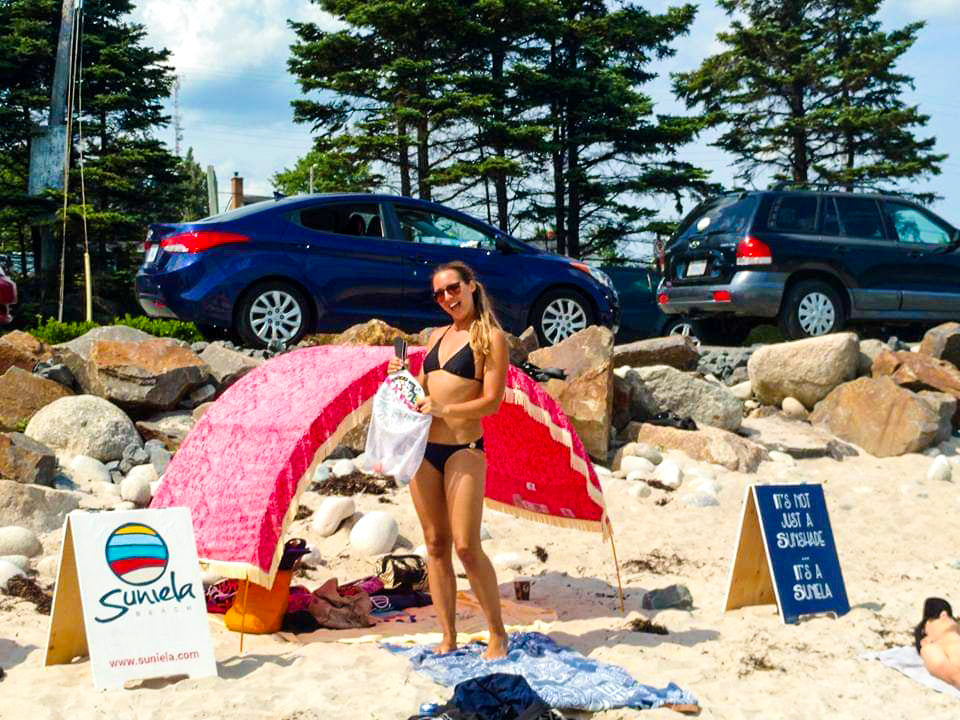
left=434, top=637, right=457, bottom=655
left=483, top=631, right=510, bottom=660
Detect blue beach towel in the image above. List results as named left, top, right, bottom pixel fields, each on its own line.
left=384, top=631, right=697, bottom=712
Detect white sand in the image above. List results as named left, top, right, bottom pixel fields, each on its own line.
left=2, top=447, right=959, bottom=719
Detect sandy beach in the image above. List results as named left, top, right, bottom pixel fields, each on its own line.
left=3, top=439, right=959, bottom=720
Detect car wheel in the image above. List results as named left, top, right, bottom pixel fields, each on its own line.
left=237, top=281, right=310, bottom=349
left=664, top=317, right=702, bottom=347
left=779, top=280, right=846, bottom=340
left=531, top=288, right=596, bottom=345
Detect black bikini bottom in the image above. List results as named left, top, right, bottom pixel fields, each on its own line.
left=423, top=437, right=485, bottom=474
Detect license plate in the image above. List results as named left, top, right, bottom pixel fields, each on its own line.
left=685, top=260, right=707, bottom=277
left=145, top=245, right=159, bottom=264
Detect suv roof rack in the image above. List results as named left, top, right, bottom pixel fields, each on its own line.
left=769, top=180, right=906, bottom=197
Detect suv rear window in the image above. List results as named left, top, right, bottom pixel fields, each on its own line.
left=765, top=195, right=818, bottom=233
left=676, top=195, right=758, bottom=241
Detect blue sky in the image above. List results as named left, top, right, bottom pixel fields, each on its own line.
left=132, top=0, right=960, bottom=231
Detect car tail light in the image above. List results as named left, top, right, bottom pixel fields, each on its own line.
left=657, top=293, right=669, bottom=305
left=736, top=235, right=772, bottom=265
left=713, top=290, right=732, bottom=303
left=160, top=231, right=251, bottom=254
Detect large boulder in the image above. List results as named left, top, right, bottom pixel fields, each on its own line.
left=334, top=319, right=416, bottom=346
left=920, top=322, right=960, bottom=369
left=135, top=411, right=196, bottom=452
left=810, top=377, right=954, bottom=457
left=0, top=330, right=50, bottom=364
left=748, top=333, right=859, bottom=409
left=739, top=414, right=857, bottom=460
left=622, top=421, right=768, bottom=472
left=54, top=325, right=208, bottom=411
left=25, top=394, right=141, bottom=462
left=0, top=366, right=73, bottom=431
left=857, top=339, right=892, bottom=377
left=528, top=326, right=614, bottom=460
left=0, top=336, right=36, bottom=376
left=0, top=479, right=81, bottom=533
left=199, top=343, right=263, bottom=388
left=0, top=432, right=56, bottom=486
left=872, top=350, right=960, bottom=427
left=613, top=336, right=699, bottom=371
left=631, top=365, right=743, bottom=431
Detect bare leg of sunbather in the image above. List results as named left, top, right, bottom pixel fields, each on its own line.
left=446, top=449, right=509, bottom=660
left=411, top=460, right=458, bottom=654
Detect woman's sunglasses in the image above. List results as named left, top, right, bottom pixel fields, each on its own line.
left=433, top=281, right=462, bottom=302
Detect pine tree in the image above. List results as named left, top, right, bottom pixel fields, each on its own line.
left=673, top=0, right=945, bottom=193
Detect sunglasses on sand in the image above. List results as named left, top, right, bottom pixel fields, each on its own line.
left=433, top=281, right=462, bottom=302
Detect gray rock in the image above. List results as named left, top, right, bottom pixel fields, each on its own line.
left=26, top=394, right=140, bottom=462
left=642, top=584, right=694, bottom=610
left=620, top=456, right=656, bottom=475
left=326, top=445, right=356, bottom=461
left=0, top=525, right=42, bottom=557
left=199, top=343, right=264, bottom=388
left=119, top=442, right=151, bottom=474
left=34, top=361, right=75, bottom=388
left=190, top=341, right=209, bottom=354
left=135, top=411, right=195, bottom=452
left=781, top=396, right=809, bottom=420
left=184, top=383, right=217, bottom=408
left=633, top=443, right=663, bottom=465
left=0, top=480, right=81, bottom=533
left=634, top=365, right=743, bottom=431
left=146, top=443, right=172, bottom=476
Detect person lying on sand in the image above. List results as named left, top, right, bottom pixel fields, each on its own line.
left=915, top=597, right=960, bottom=689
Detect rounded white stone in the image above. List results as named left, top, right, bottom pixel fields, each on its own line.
left=121, top=465, right=157, bottom=505
left=593, top=464, right=612, bottom=477
left=620, top=456, right=655, bottom=475
left=626, top=470, right=651, bottom=483
left=36, top=555, right=59, bottom=579
left=682, top=492, right=720, bottom=508
left=927, top=455, right=954, bottom=483
left=654, top=459, right=684, bottom=490
left=0, top=559, right=25, bottom=590
left=627, top=483, right=652, bottom=499
left=348, top=511, right=398, bottom=556
left=93, top=481, right=122, bottom=498
left=0, top=555, right=29, bottom=570
left=769, top=451, right=797, bottom=466
left=313, top=465, right=332, bottom=483
left=693, top=478, right=722, bottom=495
left=781, top=397, right=808, bottom=419
left=332, top=459, right=355, bottom=478
left=730, top=381, right=753, bottom=401
left=633, top=443, right=663, bottom=465
left=312, top=496, right=356, bottom=537
left=0, top=526, right=42, bottom=557
left=493, top=552, right=524, bottom=571
left=112, top=500, right=137, bottom=511
left=68, top=455, right=111, bottom=488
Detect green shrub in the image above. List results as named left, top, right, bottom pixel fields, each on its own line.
left=26, top=314, right=202, bottom=344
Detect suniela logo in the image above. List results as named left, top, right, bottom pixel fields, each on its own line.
left=95, top=522, right=195, bottom=623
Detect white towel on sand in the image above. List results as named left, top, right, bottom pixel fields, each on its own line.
left=863, top=646, right=960, bottom=699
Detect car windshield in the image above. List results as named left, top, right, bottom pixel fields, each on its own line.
left=676, top=195, right=758, bottom=241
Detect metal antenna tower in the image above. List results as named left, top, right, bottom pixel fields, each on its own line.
left=173, top=75, right=183, bottom=157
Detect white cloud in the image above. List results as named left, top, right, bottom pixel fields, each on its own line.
left=895, top=0, right=960, bottom=20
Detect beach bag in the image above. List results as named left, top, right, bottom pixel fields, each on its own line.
left=365, top=370, right=432, bottom=485
left=376, top=554, right=429, bottom=592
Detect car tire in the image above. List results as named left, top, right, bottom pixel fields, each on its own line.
left=530, top=288, right=596, bottom=346
left=237, top=280, right=310, bottom=349
left=664, top=316, right=702, bottom=343
left=778, top=280, right=846, bottom=340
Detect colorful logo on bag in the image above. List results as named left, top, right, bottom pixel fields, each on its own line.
left=104, top=523, right=170, bottom=586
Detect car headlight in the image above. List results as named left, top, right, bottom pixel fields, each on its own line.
left=571, top=261, right=615, bottom=292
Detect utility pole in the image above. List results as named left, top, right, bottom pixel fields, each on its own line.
left=173, top=76, right=183, bottom=157
left=28, top=0, right=77, bottom=294
left=206, top=166, right=218, bottom=215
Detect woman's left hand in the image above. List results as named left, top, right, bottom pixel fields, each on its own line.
left=416, top=396, right=447, bottom=417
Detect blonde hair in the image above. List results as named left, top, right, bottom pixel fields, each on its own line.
left=433, top=261, right=501, bottom=359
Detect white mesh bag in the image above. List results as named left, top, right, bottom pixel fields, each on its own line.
left=364, top=370, right=432, bottom=485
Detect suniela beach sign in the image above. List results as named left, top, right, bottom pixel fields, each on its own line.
left=725, top=484, right=849, bottom=624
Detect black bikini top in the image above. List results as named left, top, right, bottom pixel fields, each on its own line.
left=423, top=327, right=481, bottom=381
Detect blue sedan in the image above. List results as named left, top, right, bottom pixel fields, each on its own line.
left=136, top=194, right=621, bottom=347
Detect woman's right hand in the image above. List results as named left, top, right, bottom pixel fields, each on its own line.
left=387, top=356, right=407, bottom=374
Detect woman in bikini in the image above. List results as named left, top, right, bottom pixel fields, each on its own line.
left=387, top=260, right=510, bottom=659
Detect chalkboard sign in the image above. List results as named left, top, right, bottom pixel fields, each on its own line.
left=724, top=484, right=849, bottom=624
